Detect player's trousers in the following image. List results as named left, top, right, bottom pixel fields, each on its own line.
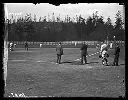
left=25, top=46, right=28, bottom=51
left=81, top=55, right=87, bottom=64
left=113, top=55, right=119, bottom=66
left=102, top=57, right=108, bottom=65
left=57, top=54, right=62, bottom=64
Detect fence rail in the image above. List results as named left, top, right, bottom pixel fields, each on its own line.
left=8, top=41, right=125, bottom=49
left=9, top=41, right=125, bottom=45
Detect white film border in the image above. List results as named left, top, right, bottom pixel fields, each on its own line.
left=4, top=3, right=9, bottom=87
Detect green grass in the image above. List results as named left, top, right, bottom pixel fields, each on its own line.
left=5, top=48, right=125, bottom=97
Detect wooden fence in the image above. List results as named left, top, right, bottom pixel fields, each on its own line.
left=8, top=41, right=125, bottom=48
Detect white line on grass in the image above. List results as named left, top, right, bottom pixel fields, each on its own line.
left=74, top=51, right=100, bottom=61
left=9, top=60, right=27, bottom=62
left=36, top=60, right=47, bottom=63
left=10, top=51, right=34, bottom=53
left=9, top=50, right=100, bottom=64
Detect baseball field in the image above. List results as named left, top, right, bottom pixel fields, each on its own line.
left=4, top=46, right=125, bottom=97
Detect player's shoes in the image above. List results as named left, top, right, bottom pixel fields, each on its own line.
left=106, top=64, right=109, bottom=66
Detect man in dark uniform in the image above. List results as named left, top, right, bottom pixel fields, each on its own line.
left=80, top=43, right=88, bottom=64
left=25, top=41, right=28, bottom=51
left=113, top=43, right=120, bottom=66
left=56, top=42, right=63, bottom=64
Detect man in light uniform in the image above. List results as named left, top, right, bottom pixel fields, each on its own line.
left=100, top=42, right=107, bottom=54
left=101, top=48, right=109, bottom=65
left=75, top=42, right=77, bottom=47
left=9, top=42, right=13, bottom=51
left=100, top=41, right=109, bottom=65
left=110, top=42, right=113, bottom=49
left=14, top=43, right=16, bottom=48
left=40, top=43, right=42, bottom=48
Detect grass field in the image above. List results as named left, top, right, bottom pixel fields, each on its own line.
left=4, top=47, right=125, bottom=97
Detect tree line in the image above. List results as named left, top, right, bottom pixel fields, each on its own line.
left=8, top=11, right=125, bottom=42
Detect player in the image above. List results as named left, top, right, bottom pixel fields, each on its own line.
left=9, top=42, right=13, bottom=51
left=99, top=41, right=110, bottom=64
left=100, top=42, right=107, bottom=53
left=40, top=43, right=42, bottom=48
left=99, top=41, right=110, bottom=55
left=96, top=43, right=100, bottom=50
left=110, top=41, right=113, bottom=49
left=75, top=42, right=77, bottom=47
left=101, top=48, right=109, bottom=66
left=80, top=43, right=88, bottom=64
left=56, top=42, right=63, bottom=64
left=113, top=43, right=120, bottom=66
left=14, top=43, right=16, bottom=48
left=25, top=41, right=28, bottom=51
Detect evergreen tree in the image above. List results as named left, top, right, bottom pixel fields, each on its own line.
left=39, top=17, right=42, bottom=22
left=114, top=11, right=124, bottom=40
left=34, top=14, right=37, bottom=22
left=105, top=17, right=114, bottom=40
left=115, top=11, right=124, bottom=30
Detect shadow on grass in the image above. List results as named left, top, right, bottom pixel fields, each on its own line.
left=88, top=62, right=99, bottom=64
left=107, top=63, right=125, bottom=66
left=61, top=61, right=73, bottom=64
left=61, top=61, right=99, bottom=65
left=61, top=61, right=82, bottom=65
left=120, top=64, right=125, bottom=66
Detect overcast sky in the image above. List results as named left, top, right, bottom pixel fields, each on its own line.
left=6, top=3, right=124, bottom=25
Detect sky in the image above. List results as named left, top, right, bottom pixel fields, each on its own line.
left=5, top=3, right=124, bottom=25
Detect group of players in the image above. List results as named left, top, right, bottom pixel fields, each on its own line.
left=9, top=41, right=120, bottom=66
left=56, top=41, right=120, bottom=66
left=99, top=41, right=120, bottom=66
left=9, top=41, right=28, bottom=51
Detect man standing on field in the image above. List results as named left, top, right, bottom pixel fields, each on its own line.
left=110, top=41, right=113, bottom=49
left=9, top=42, right=13, bottom=51
left=56, top=42, right=63, bottom=64
left=80, top=43, right=88, bottom=64
left=113, top=43, right=120, bottom=66
left=40, top=43, right=42, bottom=48
left=25, top=41, right=28, bottom=51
